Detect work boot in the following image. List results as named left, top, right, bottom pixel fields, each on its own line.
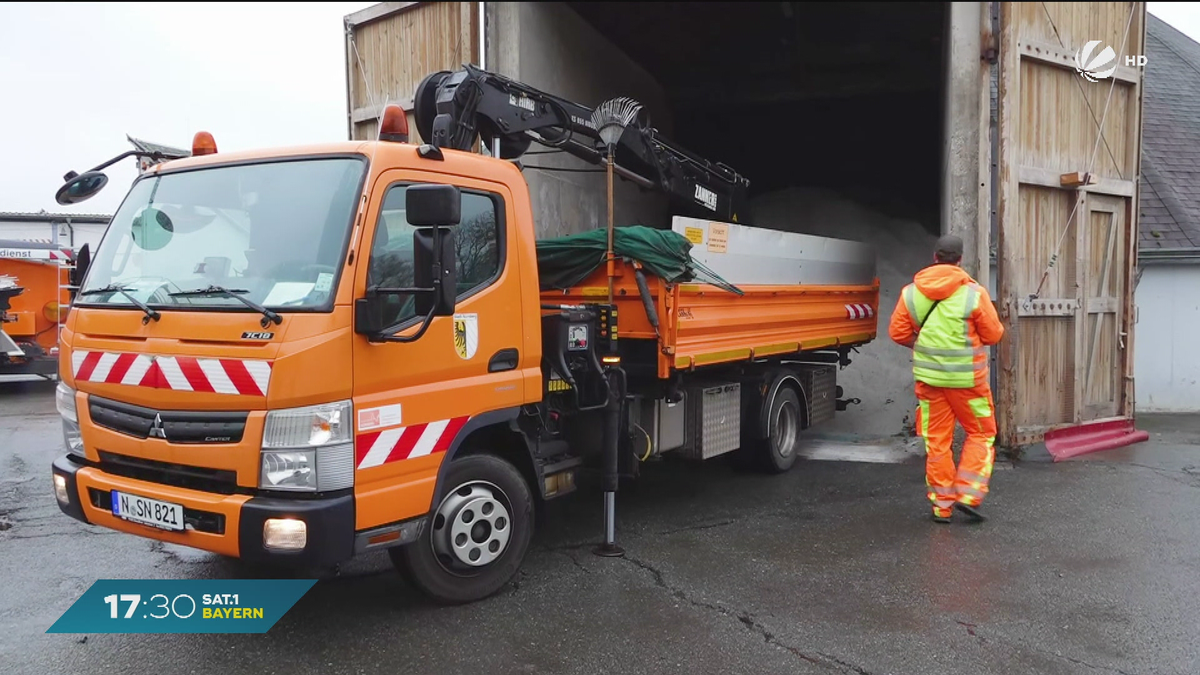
left=953, top=501, right=986, bottom=523
left=931, top=507, right=952, bottom=524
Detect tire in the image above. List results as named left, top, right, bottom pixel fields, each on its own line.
left=390, top=454, right=533, bottom=605
left=759, top=386, right=802, bottom=474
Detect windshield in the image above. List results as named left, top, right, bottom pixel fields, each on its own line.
left=80, top=157, right=365, bottom=311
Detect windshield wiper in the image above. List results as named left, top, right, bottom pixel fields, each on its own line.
left=79, top=284, right=161, bottom=324
left=168, top=285, right=282, bottom=328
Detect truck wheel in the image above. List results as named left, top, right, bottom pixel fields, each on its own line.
left=390, top=454, right=533, bottom=605
left=760, top=386, right=802, bottom=474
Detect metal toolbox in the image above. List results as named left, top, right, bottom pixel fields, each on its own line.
left=680, top=381, right=742, bottom=460
left=635, top=396, right=687, bottom=456
left=796, top=364, right=837, bottom=427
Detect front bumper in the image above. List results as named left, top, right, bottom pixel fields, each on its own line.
left=52, top=454, right=355, bottom=567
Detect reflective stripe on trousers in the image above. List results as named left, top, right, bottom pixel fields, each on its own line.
left=916, top=380, right=998, bottom=509
left=927, top=483, right=956, bottom=510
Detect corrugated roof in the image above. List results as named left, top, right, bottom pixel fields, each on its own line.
left=0, top=239, right=73, bottom=250
left=1139, top=14, right=1200, bottom=251
left=0, top=212, right=111, bottom=223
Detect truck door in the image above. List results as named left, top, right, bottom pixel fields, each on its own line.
left=350, top=169, right=525, bottom=530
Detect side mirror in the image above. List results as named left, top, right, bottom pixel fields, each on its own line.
left=406, top=184, right=461, bottom=226
left=353, top=227, right=456, bottom=339
left=355, top=295, right=385, bottom=336
left=69, top=244, right=91, bottom=290
left=414, top=227, right=456, bottom=317
left=409, top=183, right=459, bottom=317
left=56, top=171, right=109, bottom=206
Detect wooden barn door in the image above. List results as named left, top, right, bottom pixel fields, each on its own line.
left=345, top=2, right=481, bottom=142
left=994, top=2, right=1146, bottom=448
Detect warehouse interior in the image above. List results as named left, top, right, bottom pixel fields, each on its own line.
left=509, top=1, right=951, bottom=438
left=566, top=1, right=948, bottom=228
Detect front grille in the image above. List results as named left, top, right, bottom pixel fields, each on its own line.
left=97, top=451, right=240, bottom=495
left=89, top=396, right=248, bottom=444
left=87, top=488, right=226, bottom=534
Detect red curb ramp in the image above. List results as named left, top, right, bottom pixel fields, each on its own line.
left=1044, top=418, right=1151, bottom=462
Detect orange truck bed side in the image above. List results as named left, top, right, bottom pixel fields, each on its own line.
left=541, top=260, right=880, bottom=378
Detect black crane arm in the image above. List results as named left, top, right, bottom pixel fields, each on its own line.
left=413, top=65, right=750, bottom=223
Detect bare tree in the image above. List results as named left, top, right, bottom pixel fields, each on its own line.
left=455, top=208, right=498, bottom=287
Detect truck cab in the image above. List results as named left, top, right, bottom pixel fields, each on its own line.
left=53, top=123, right=549, bottom=601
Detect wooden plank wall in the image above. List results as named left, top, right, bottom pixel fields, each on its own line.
left=345, top=2, right=478, bottom=142
left=996, top=1, right=1145, bottom=447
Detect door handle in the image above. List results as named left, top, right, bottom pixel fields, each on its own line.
left=488, top=348, right=519, bottom=373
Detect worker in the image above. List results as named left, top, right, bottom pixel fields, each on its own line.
left=888, top=234, right=1004, bottom=524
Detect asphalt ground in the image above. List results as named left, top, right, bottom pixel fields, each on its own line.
left=2, top=377, right=1198, bottom=675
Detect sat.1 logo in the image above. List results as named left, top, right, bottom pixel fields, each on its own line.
left=1074, top=40, right=1148, bottom=83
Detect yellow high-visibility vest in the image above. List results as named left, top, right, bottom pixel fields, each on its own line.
left=904, top=283, right=988, bottom=388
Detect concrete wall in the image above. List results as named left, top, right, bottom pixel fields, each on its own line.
left=488, top=2, right=671, bottom=238
left=1134, top=264, right=1200, bottom=412
left=940, top=1, right=991, bottom=287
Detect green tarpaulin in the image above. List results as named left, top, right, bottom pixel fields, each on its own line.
left=534, top=226, right=741, bottom=295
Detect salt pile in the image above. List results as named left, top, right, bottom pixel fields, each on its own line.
left=748, top=187, right=938, bottom=439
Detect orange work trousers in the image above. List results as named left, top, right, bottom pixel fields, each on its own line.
left=914, top=381, right=997, bottom=516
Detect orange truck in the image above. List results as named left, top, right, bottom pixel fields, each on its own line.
left=0, top=240, right=75, bottom=377
left=50, top=66, right=878, bottom=604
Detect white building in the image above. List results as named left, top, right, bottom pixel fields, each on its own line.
left=0, top=211, right=111, bottom=252
left=1133, top=15, right=1200, bottom=413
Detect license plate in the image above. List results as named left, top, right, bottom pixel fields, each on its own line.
left=111, top=491, right=184, bottom=531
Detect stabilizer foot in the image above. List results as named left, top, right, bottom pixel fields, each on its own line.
left=592, top=543, right=625, bottom=558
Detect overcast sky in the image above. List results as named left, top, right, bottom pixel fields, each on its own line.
left=0, top=2, right=373, bottom=217
left=0, top=2, right=1196, bottom=218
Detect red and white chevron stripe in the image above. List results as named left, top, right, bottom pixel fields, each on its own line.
left=845, top=303, right=875, bottom=320
left=355, top=416, right=470, bottom=470
left=70, top=350, right=272, bottom=396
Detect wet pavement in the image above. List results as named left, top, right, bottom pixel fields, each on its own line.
left=2, top=378, right=1199, bottom=675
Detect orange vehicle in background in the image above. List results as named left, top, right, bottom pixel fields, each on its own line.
left=49, top=67, right=879, bottom=605
left=0, top=240, right=75, bottom=377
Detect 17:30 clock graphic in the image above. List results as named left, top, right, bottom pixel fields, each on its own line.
left=48, top=580, right=316, bottom=634
left=104, top=593, right=198, bottom=620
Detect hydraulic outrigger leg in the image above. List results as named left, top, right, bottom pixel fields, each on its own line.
left=594, top=365, right=626, bottom=558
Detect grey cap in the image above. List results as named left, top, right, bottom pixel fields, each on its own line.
left=935, top=234, right=964, bottom=261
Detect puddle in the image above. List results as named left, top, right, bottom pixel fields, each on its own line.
left=799, top=441, right=922, bottom=464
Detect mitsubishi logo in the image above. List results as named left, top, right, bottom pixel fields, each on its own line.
left=148, top=413, right=168, bottom=440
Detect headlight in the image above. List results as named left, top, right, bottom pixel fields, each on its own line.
left=56, top=382, right=77, bottom=423
left=53, top=474, right=70, bottom=505
left=62, top=420, right=84, bottom=454
left=261, top=450, right=316, bottom=491
left=262, top=400, right=351, bottom=448
left=263, top=518, right=307, bottom=551
left=260, top=400, right=353, bottom=492
left=56, top=383, right=83, bottom=454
